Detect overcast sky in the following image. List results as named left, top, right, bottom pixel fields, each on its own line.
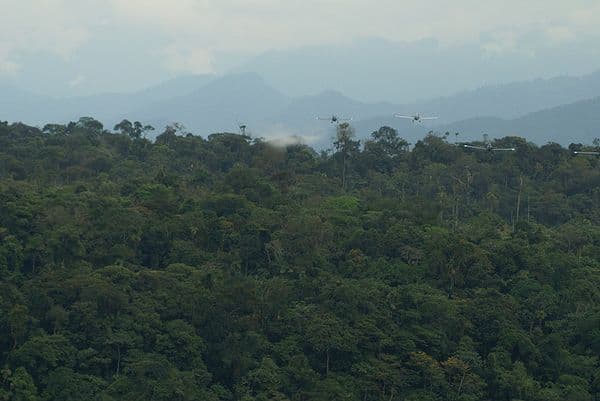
left=2, top=0, right=600, bottom=97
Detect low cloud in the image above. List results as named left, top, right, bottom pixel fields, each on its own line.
left=0, top=59, right=19, bottom=75
left=161, top=44, right=215, bottom=74
left=68, top=74, right=86, bottom=87
left=105, top=0, right=600, bottom=75
left=0, top=45, right=19, bottom=75
left=0, top=0, right=93, bottom=76
left=544, top=26, right=577, bottom=45
left=3, top=0, right=600, bottom=83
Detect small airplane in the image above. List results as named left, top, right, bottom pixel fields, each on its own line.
left=462, top=135, right=516, bottom=152
left=463, top=143, right=516, bottom=152
left=316, top=115, right=352, bottom=124
left=394, top=113, right=438, bottom=123
left=574, top=150, right=600, bottom=156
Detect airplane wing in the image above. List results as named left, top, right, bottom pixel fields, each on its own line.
left=574, top=151, right=600, bottom=155
left=394, top=114, right=414, bottom=119
left=492, top=148, right=516, bottom=152
left=421, top=117, right=439, bottom=120
left=463, top=144, right=487, bottom=150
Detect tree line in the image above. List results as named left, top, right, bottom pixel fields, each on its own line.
left=0, top=117, right=599, bottom=401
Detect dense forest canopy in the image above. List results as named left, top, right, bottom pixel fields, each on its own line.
left=0, top=117, right=599, bottom=401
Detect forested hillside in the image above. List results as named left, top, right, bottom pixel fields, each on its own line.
left=0, top=118, right=599, bottom=401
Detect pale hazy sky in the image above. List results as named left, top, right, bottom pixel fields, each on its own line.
left=2, top=0, right=600, bottom=96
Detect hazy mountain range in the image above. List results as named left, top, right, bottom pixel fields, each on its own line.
left=437, top=96, right=600, bottom=145
left=234, top=37, right=600, bottom=104
left=1, top=69, right=600, bottom=147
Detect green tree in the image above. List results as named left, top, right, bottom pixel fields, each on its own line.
left=333, top=123, right=359, bottom=191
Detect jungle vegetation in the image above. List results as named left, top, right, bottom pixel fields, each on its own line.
left=0, top=118, right=599, bottom=401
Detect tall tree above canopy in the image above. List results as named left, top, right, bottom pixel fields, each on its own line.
left=333, top=122, right=359, bottom=191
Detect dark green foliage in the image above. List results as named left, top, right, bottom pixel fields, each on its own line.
left=0, top=122, right=599, bottom=401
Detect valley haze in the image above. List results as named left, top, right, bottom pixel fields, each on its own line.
left=2, top=69, right=600, bottom=147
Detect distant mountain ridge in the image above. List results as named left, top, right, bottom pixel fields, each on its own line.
left=234, top=37, right=600, bottom=104
left=407, top=70, right=600, bottom=124
left=436, top=97, right=600, bottom=145
left=1, top=70, right=599, bottom=146
left=0, top=75, right=215, bottom=125
left=127, top=73, right=293, bottom=135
